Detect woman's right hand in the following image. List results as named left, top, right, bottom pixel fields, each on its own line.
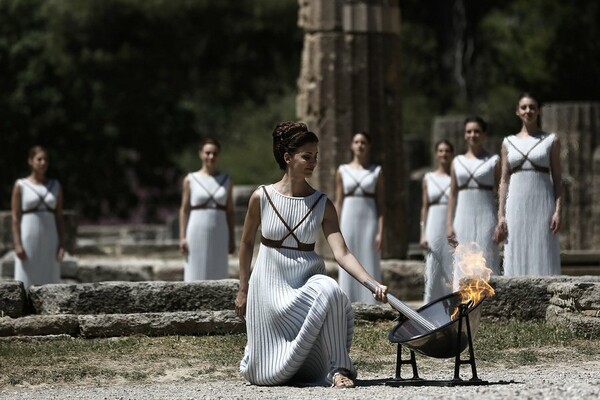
left=15, top=244, right=27, bottom=261
left=179, top=238, right=189, bottom=256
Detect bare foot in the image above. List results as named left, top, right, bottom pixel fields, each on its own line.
left=332, top=373, right=355, bottom=389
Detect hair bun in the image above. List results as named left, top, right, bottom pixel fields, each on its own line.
left=272, top=121, right=308, bottom=140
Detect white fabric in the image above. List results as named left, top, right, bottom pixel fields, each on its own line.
left=452, top=155, right=500, bottom=274
left=337, top=164, right=381, bottom=304
left=14, top=179, right=61, bottom=289
left=240, top=185, right=355, bottom=386
left=423, top=172, right=454, bottom=303
left=184, top=172, right=230, bottom=281
left=503, top=134, right=560, bottom=276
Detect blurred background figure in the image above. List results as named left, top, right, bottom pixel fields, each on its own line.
left=420, top=139, right=454, bottom=303
left=11, top=146, right=65, bottom=289
left=495, top=93, right=562, bottom=276
left=335, top=132, right=385, bottom=304
left=447, top=117, right=501, bottom=274
left=179, top=138, right=235, bottom=281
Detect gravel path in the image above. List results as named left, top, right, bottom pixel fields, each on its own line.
left=1, top=361, right=599, bottom=399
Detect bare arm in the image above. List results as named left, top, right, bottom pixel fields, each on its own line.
left=374, top=169, right=385, bottom=252
left=550, top=136, right=563, bottom=234
left=446, top=163, right=458, bottom=247
left=235, top=189, right=261, bottom=319
left=494, top=144, right=510, bottom=243
left=322, top=199, right=387, bottom=302
left=178, top=176, right=191, bottom=255
left=54, top=184, right=65, bottom=261
left=11, top=182, right=26, bottom=261
left=334, top=169, right=344, bottom=217
left=419, top=176, right=429, bottom=249
left=226, top=177, right=236, bottom=254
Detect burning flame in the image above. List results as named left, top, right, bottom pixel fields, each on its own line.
left=451, top=243, right=495, bottom=319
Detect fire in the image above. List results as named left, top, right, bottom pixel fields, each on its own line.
left=451, top=243, right=495, bottom=319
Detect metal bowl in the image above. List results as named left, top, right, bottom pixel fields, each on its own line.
left=388, top=292, right=485, bottom=359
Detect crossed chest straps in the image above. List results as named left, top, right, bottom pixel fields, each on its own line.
left=21, top=180, right=56, bottom=214
left=260, top=186, right=325, bottom=252
left=427, top=176, right=450, bottom=206
left=189, top=174, right=228, bottom=211
left=456, top=158, right=495, bottom=191
left=343, top=167, right=376, bottom=198
left=506, top=136, right=551, bottom=175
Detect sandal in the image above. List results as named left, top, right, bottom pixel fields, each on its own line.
left=331, top=372, right=355, bottom=389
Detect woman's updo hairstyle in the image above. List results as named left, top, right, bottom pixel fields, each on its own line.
left=199, top=137, right=221, bottom=151
left=434, top=139, right=454, bottom=153
left=28, top=145, right=47, bottom=160
left=463, top=116, right=488, bottom=132
left=272, top=121, right=319, bottom=170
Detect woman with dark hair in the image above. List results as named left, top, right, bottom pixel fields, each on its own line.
left=179, top=138, right=235, bottom=281
left=447, top=117, right=501, bottom=274
left=334, top=132, right=384, bottom=304
left=494, top=93, right=561, bottom=276
left=11, top=146, right=65, bottom=289
left=236, top=121, right=387, bottom=388
left=420, top=139, right=454, bottom=303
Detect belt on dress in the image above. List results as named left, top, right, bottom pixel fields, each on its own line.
left=457, top=184, right=493, bottom=191
left=190, top=204, right=227, bottom=211
left=511, top=165, right=550, bottom=174
left=260, top=235, right=315, bottom=252
left=345, top=192, right=375, bottom=198
left=21, top=208, right=55, bottom=214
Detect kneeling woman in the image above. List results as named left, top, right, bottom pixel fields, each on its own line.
left=235, top=122, right=387, bottom=388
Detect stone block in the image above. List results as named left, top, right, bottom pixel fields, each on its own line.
left=78, top=310, right=244, bottom=338
left=381, top=260, right=425, bottom=301
left=75, top=261, right=153, bottom=283
left=548, top=281, right=600, bottom=311
left=482, top=276, right=600, bottom=321
left=29, top=280, right=239, bottom=315
left=546, top=304, right=600, bottom=339
left=0, top=281, right=27, bottom=318
left=352, top=303, right=397, bottom=322
left=0, top=314, right=79, bottom=337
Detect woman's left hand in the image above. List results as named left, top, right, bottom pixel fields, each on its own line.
left=550, top=211, right=561, bottom=234
left=56, top=246, right=65, bottom=262
left=374, top=233, right=383, bottom=252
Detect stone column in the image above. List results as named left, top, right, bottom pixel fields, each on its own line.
left=296, top=0, right=406, bottom=258
left=542, top=102, right=600, bottom=250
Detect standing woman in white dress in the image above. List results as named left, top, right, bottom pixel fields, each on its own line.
left=420, top=139, right=454, bottom=303
left=235, top=122, right=387, bottom=388
left=494, top=93, right=562, bottom=276
left=179, top=138, right=235, bottom=281
left=11, top=146, right=65, bottom=289
left=334, top=132, right=384, bottom=304
left=447, top=117, right=501, bottom=274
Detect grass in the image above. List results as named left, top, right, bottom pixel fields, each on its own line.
left=0, top=320, right=598, bottom=387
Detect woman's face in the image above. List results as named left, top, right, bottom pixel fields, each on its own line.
left=286, top=142, right=318, bottom=178
left=464, top=122, right=485, bottom=147
left=435, top=143, right=453, bottom=166
left=199, top=144, right=220, bottom=168
left=350, top=134, right=370, bottom=157
left=516, top=96, right=540, bottom=125
left=28, top=150, right=49, bottom=175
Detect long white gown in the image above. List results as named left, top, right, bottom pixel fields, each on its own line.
left=14, top=179, right=61, bottom=289
left=240, top=185, right=355, bottom=386
left=423, top=172, right=454, bottom=303
left=452, top=155, right=500, bottom=274
left=503, top=133, right=561, bottom=276
left=184, top=172, right=230, bottom=281
left=337, top=164, right=381, bottom=304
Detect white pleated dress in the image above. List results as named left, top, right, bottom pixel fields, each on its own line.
left=240, top=185, right=355, bottom=386
left=14, top=179, right=61, bottom=289
left=423, top=172, right=454, bottom=303
left=337, top=164, right=382, bottom=304
left=184, top=172, right=230, bottom=281
left=503, top=133, right=560, bottom=276
left=452, top=155, right=500, bottom=274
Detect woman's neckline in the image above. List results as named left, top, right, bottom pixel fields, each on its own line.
left=24, top=177, right=49, bottom=186
left=270, top=184, right=317, bottom=199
